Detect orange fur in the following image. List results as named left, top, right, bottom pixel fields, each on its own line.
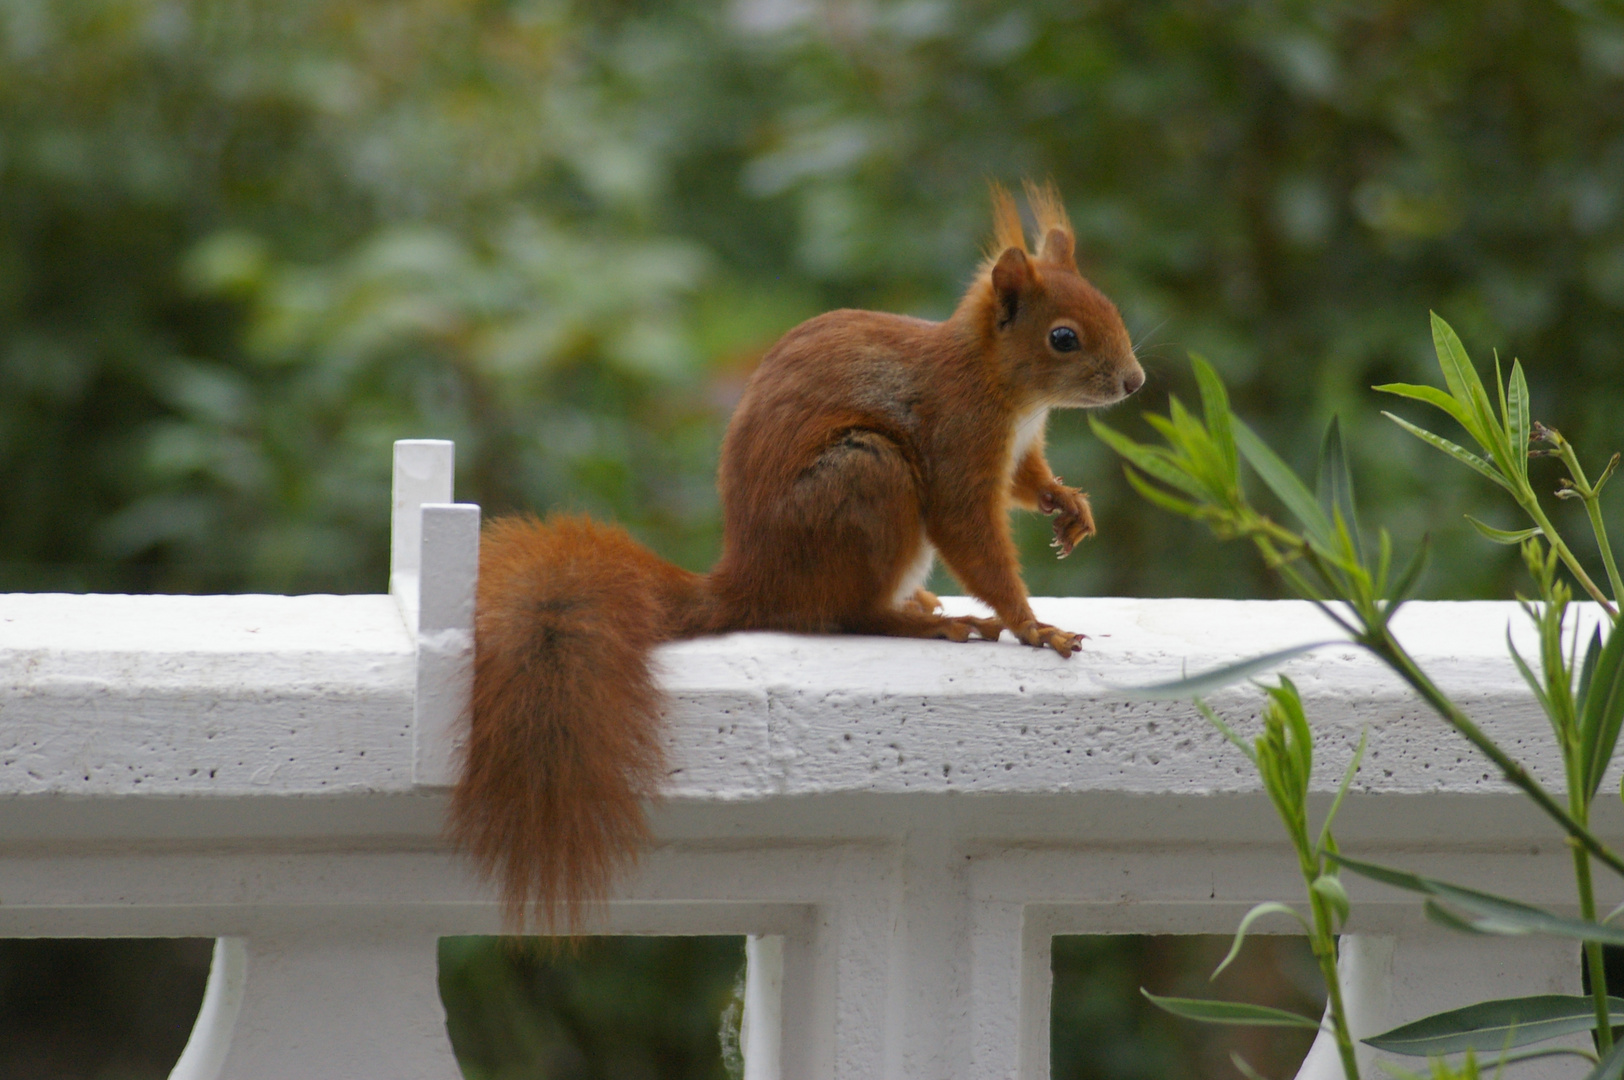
left=454, top=516, right=703, bottom=930
left=1023, top=178, right=1072, bottom=245
left=454, top=184, right=1145, bottom=929
left=988, top=180, right=1028, bottom=257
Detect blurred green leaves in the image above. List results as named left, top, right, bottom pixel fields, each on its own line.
left=8, top=0, right=1624, bottom=598
left=438, top=936, right=745, bottom=1080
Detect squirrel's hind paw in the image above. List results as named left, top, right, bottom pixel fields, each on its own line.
left=1013, top=619, right=1085, bottom=658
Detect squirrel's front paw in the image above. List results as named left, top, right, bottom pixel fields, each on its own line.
left=1013, top=619, right=1084, bottom=658
left=1038, top=480, right=1095, bottom=558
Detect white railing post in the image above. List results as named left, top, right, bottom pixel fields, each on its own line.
left=1293, top=932, right=1585, bottom=1080
left=175, top=927, right=461, bottom=1080
left=389, top=439, right=480, bottom=788
left=413, top=502, right=480, bottom=787
left=168, top=937, right=247, bottom=1080
left=390, top=439, right=455, bottom=630
left=742, top=935, right=784, bottom=1080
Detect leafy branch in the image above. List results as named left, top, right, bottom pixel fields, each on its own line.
left=1097, top=315, right=1624, bottom=1076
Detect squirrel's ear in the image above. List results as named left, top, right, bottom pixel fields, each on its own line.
left=1038, top=228, right=1075, bottom=268
left=990, top=246, right=1031, bottom=330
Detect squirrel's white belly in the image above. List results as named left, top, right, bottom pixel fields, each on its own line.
left=1008, top=406, right=1050, bottom=477
left=891, top=540, right=937, bottom=607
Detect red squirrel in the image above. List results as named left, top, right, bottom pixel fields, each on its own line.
left=453, top=182, right=1144, bottom=927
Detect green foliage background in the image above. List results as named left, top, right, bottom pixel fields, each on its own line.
left=11, top=0, right=1624, bottom=601
left=5, top=0, right=1624, bottom=1075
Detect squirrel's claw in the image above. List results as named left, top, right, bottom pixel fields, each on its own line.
left=1041, top=482, right=1095, bottom=559
left=1014, top=619, right=1085, bottom=658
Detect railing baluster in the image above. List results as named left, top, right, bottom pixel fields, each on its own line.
left=743, top=935, right=784, bottom=1080
left=168, top=937, right=247, bottom=1080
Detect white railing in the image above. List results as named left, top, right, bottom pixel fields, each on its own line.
left=0, top=439, right=1615, bottom=1080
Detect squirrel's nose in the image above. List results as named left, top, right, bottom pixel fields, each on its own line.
left=1122, top=366, right=1145, bottom=396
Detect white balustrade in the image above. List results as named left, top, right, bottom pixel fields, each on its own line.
left=0, top=439, right=1614, bottom=1079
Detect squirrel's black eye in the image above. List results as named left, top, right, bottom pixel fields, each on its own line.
left=1049, top=326, right=1080, bottom=352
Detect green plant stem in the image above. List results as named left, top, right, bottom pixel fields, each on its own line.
left=1564, top=732, right=1616, bottom=1057
left=1575, top=843, right=1614, bottom=1053
left=1582, top=499, right=1624, bottom=612
left=1518, top=495, right=1619, bottom=619
left=1306, top=888, right=1361, bottom=1079
left=1366, top=625, right=1624, bottom=878
left=1551, top=439, right=1624, bottom=610
left=1289, top=814, right=1359, bottom=1078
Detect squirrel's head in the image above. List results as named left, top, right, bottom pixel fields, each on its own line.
left=969, top=181, right=1144, bottom=409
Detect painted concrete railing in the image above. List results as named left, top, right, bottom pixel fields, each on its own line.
left=1, top=440, right=1615, bottom=1080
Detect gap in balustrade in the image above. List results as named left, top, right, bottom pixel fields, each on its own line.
left=439, top=934, right=748, bottom=1080
left=1051, top=934, right=1321, bottom=1080
left=0, top=937, right=213, bottom=1079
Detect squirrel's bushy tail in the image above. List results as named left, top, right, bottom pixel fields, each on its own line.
left=451, top=514, right=706, bottom=930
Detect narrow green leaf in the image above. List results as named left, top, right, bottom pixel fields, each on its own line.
left=1111, top=642, right=1340, bottom=700
left=1228, top=1053, right=1271, bottom=1080
left=1331, top=853, right=1624, bottom=946
left=1580, top=620, right=1624, bottom=801
left=1383, top=411, right=1514, bottom=493
left=1317, top=729, right=1367, bottom=854
left=1089, top=419, right=1212, bottom=500
left=1376, top=528, right=1394, bottom=596
left=1364, top=994, right=1624, bottom=1056
left=1496, top=351, right=1508, bottom=445
left=1327, top=856, right=1510, bottom=922
left=1433, top=894, right=1624, bottom=946
left=1211, top=901, right=1309, bottom=980
left=1424, top=897, right=1493, bottom=935
left=1194, top=698, right=1257, bottom=764
left=1268, top=676, right=1314, bottom=800
left=1094, top=418, right=1226, bottom=504
left=1580, top=628, right=1604, bottom=715
left=1374, top=381, right=1476, bottom=433
left=1599, top=452, right=1622, bottom=495
left=1189, top=353, right=1239, bottom=485
left=1131, top=453, right=1217, bottom=501
left=1465, top=517, right=1542, bottom=545
left=1085, top=415, right=1139, bottom=458
left=1087, top=415, right=1165, bottom=467
left=1146, top=404, right=1208, bottom=460
left=1431, top=312, right=1505, bottom=461
left=1499, top=1046, right=1603, bottom=1068
left=1122, top=465, right=1205, bottom=519
left=1507, top=631, right=1553, bottom=718
left=1317, top=416, right=1364, bottom=567
left=1387, top=534, right=1431, bottom=607
left=1140, top=990, right=1321, bottom=1029
left=1233, top=418, right=1334, bottom=546
left=1507, top=359, right=1532, bottom=481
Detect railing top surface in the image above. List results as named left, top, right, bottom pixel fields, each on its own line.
left=2, top=591, right=413, bottom=675
left=1, top=591, right=1594, bottom=812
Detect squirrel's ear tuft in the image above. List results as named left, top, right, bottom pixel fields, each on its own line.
left=1038, top=227, right=1075, bottom=269
left=1023, top=179, right=1072, bottom=239
left=988, top=181, right=1027, bottom=256
left=990, top=246, right=1031, bottom=330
